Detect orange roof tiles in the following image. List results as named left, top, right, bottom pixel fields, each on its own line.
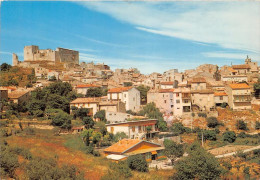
left=191, top=77, right=206, bottom=83
left=8, top=90, right=30, bottom=99
left=108, top=87, right=132, bottom=93
left=159, top=89, right=174, bottom=93
left=229, top=83, right=250, bottom=89
left=214, top=92, right=228, bottom=96
left=70, top=97, right=101, bottom=104
left=75, top=84, right=100, bottom=88
left=104, top=139, right=141, bottom=154
left=232, top=64, right=250, bottom=69
left=161, top=81, right=174, bottom=85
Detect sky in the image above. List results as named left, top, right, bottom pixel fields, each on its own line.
left=1, top=1, right=260, bottom=74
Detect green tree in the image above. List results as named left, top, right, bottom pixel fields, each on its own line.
left=253, top=78, right=260, bottom=98
left=171, top=123, right=187, bottom=135
left=173, top=142, right=222, bottom=180
left=113, top=132, right=128, bottom=142
left=74, top=108, right=89, bottom=120
left=86, top=87, right=103, bottom=97
left=48, top=75, right=57, bottom=81
left=82, top=116, right=94, bottom=129
left=163, top=139, right=184, bottom=165
left=137, top=85, right=150, bottom=104
left=0, top=63, right=12, bottom=71
left=256, top=121, right=260, bottom=130
left=123, top=82, right=132, bottom=87
left=127, top=154, right=148, bottom=172
left=46, top=94, right=70, bottom=113
left=51, top=111, right=72, bottom=130
left=207, top=117, right=219, bottom=128
left=94, top=110, right=106, bottom=122
left=237, top=120, right=248, bottom=131
left=198, top=130, right=217, bottom=141
left=95, top=121, right=107, bottom=136
left=139, top=102, right=167, bottom=131
left=222, top=131, right=236, bottom=143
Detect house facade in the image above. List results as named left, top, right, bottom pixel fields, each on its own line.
left=107, top=87, right=140, bottom=112
left=106, top=119, right=158, bottom=139
left=104, top=139, right=165, bottom=162
left=226, top=83, right=251, bottom=110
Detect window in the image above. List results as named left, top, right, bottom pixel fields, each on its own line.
left=111, top=127, right=114, bottom=133
left=176, top=93, right=179, bottom=97
left=184, top=100, right=189, bottom=103
left=164, top=100, right=167, bottom=103
left=124, top=94, right=126, bottom=98
left=139, top=126, right=142, bottom=133
left=176, top=100, right=180, bottom=103
left=220, top=96, right=223, bottom=100
left=132, top=126, right=135, bottom=132
left=171, top=105, right=174, bottom=108
left=133, top=97, right=135, bottom=101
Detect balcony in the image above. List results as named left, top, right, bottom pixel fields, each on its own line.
left=233, top=99, right=251, bottom=102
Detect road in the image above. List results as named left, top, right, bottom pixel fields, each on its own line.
left=215, top=145, right=260, bottom=158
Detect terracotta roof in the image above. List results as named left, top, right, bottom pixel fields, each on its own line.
left=159, top=89, right=174, bottom=93
left=160, top=81, right=174, bottom=85
left=132, top=73, right=140, bottom=78
left=229, top=83, right=250, bottom=89
left=214, top=92, right=228, bottom=96
left=75, top=84, right=100, bottom=88
left=232, top=64, right=250, bottom=69
left=191, top=78, right=206, bottom=83
left=70, top=97, right=100, bottom=104
left=191, top=89, right=214, bottom=94
left=104, top=139, right=141, bottom=154
left=0, top=86, right=17, bottom=91
left=8, top=90, right=30, bottom=99
left=108, top=87, right=132, bottom=93
left=228, top=67, right=237, bottom=73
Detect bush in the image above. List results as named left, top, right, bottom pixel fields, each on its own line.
left=24, top=127, right=35, bottom=135
left=255, top=121, right=260, bottom=130
left=198, top=112, right=207, bottom=118
left=102, top=161, right=132, bottom=180
left=51, top=111, right=72, bottom=129
left=207, top=117, right=219, bottom=128
left=0, top=145, right=19, bottom=178
left=127, top=154, right=148, bottom=172
left=220, top=102, right=228, bottom=108
left=198, top=130, right=217, bottom=141
left=171, top=123, right=190, bottom=135
left=11, top=146, right=32, bottom=160
left=25, top=157, right=84, bottom=180
left=222, top=131, right=236, bottom=143
left=237, top=120, right=248, bottom=131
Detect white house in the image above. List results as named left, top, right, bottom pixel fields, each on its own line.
left=75, top=84, right=100, bottom=95
left=106, top=119, right=158, bottom=139
left=107, top=87, right=140, bottom=112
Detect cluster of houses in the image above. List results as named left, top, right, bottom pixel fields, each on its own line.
left=1, top=46, right=259, bottom=163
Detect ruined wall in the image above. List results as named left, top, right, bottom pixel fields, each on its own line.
left=12, top=53, right=19, bottom=66
left=56, top=48, right=79, bottom=64
left=24, top=45, right=39, bottom=61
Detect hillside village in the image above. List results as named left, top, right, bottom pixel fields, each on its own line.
left=1, top=45, right=260, bottom=179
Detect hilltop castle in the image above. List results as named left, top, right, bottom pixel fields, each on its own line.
left=13, top=45, right=79, bottom=68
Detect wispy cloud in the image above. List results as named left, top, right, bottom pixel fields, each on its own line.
left=202, top=52, right=260, bottom=61
left=79, top=2, right=260, bottom=53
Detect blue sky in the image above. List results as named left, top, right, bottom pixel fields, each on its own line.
left=1, top=1, right=260, bottom=74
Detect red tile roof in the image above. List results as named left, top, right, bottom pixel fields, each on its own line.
left=108, top=87, right=132, bottom=93
left=8, top=90, right=30, bottom=99
left=104, top=139, right=141, bottom=154
left=159, top=89, right=174, bottom=93
left=214, top=92, right=227, bottom=96
left=160, top=81, right=174, bottom=85
left=229, top=83, right=250, bottom=89
left=75, top=84, right=100, bottom=88
left=232, top=64, right=250, bottom=69
left=70, top=97, right=101, bottom=104
left=191, top=78, right=206, bottom=83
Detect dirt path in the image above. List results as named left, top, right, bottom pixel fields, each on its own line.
left=215, top=145, right=260, bottom=158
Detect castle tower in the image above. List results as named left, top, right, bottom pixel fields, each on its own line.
left=12, top=53, right=19, bottom=66
left=245, top=55, right=251, bottom=64
left=24, top=45, right=39, bottom=61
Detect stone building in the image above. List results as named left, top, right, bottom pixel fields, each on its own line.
left=13, top=45, right=79, bottom=66
left=225, top=83, right=251, bottom=110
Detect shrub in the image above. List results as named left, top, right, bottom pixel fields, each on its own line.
left=0, top=145, right=19, bottom=178
left=24, top=127, right=35, bottom=135
left=220, top=102, right=228, bottom=108
left=171, top=123, right=190, bottom=135
left=207, top=117, right=219, bottom=128
left=255, top=121, right=260, bottom=130
left=127, top=154, right=148, bottom=172
left=237, top=120, right=248, bottom=131
left=198, top=112, right=207, bottom=118
left=102, top=161, right=132, bottom=180
left=11, top=147, right=32, bottom=160
left=222, top=131, right=236, bottom=143
left=198, top=130, right=217, bottom=141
